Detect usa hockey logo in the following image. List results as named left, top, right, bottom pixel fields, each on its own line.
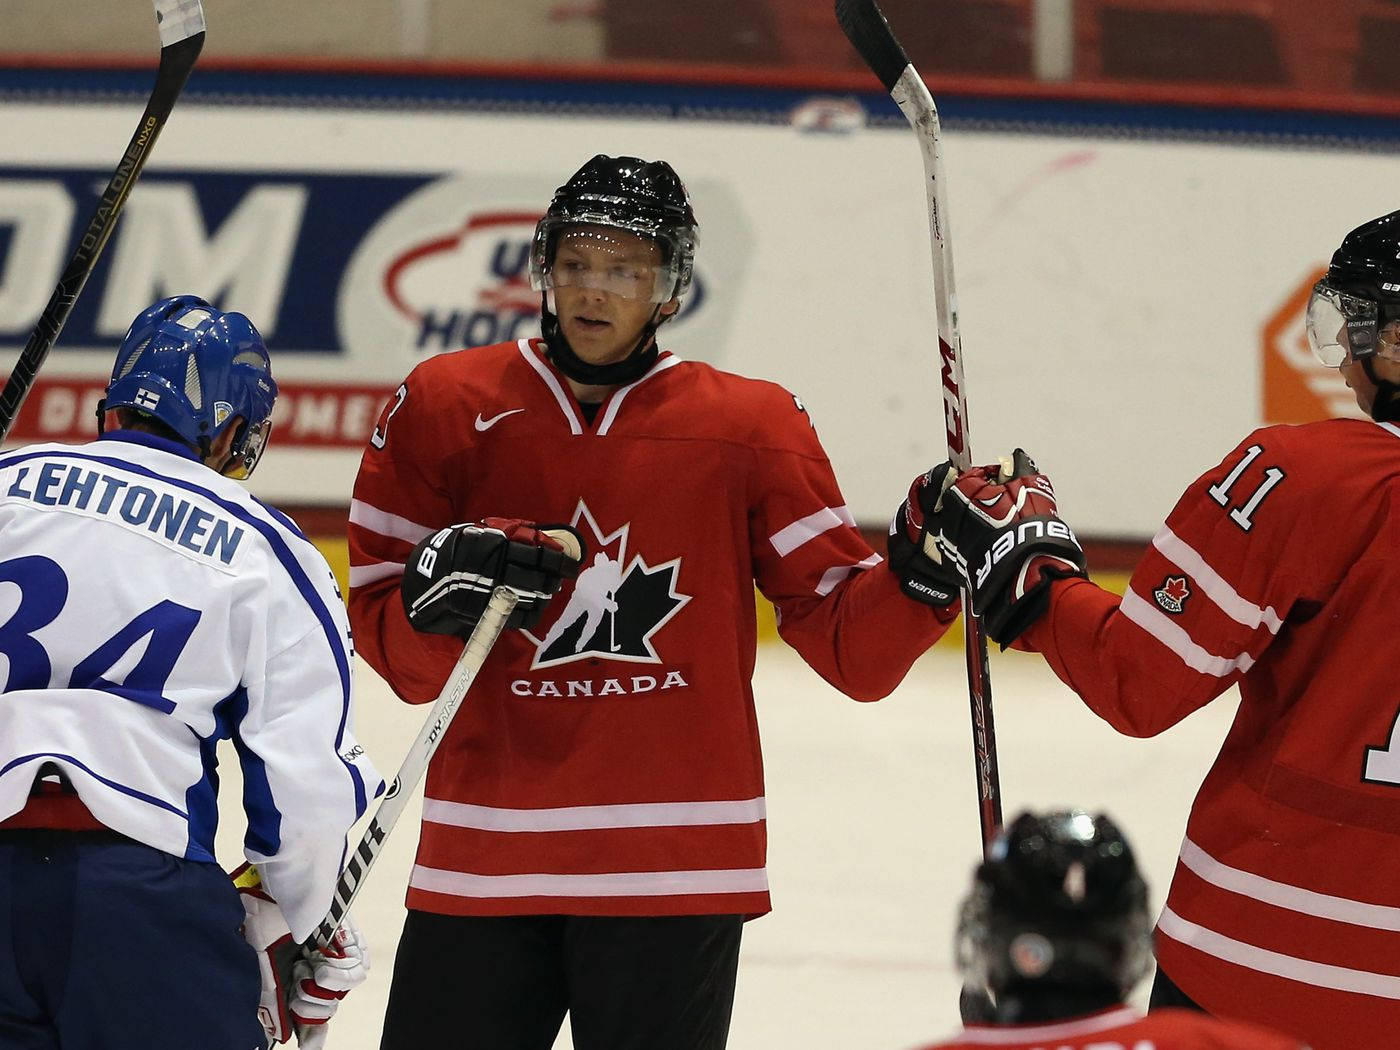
left=381, top=210, right=543, bottom=355
left=1154, top=575, right=1191, bottom=614
left=523, top=500, right=690, bottom=670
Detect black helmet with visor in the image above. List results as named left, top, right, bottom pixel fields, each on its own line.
left=531, top=155, right=699, bottom=386
left=1306, top=211, right=1400, bottom=421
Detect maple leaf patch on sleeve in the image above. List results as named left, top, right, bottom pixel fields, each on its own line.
left=1153, top=575, right=1192, bottom=614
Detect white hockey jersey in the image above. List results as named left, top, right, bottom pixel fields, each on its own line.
left=0, top=432, right=383, bottom=940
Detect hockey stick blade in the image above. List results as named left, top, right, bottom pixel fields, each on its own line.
left=835, top=0, right=912, bottom=93
left=0, top=0, right=206, bottom=445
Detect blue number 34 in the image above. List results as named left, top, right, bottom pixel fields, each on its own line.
left=0, top=556, right=201, bottom=714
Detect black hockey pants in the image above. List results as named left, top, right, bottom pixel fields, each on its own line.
left=379, top=910, right=743, bottom=1050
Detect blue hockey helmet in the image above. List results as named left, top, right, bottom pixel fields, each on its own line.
left=102, top=295, right=278, bottom=479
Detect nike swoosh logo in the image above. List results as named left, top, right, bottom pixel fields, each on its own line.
left=474, top=409, right=525, bottom=432
left=976, top=495, right=1002, bottom=507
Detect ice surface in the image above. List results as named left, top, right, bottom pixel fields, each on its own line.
left=215, top=641, right=1237, bottom=1050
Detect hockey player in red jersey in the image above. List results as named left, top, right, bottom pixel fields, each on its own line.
left=349, top=154, right=958, bottom=1050
left=914, top=810, right=1306, bottom=1050
left=903, top=211, right=1400, bottom=1050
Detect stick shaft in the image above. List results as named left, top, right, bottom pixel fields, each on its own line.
left=0, top=1, right=205, bottom=444
left=311, top=587, right=519, bottom=948
left=837, top=0, right=1003, bottom=856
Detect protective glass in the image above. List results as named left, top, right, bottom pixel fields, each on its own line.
left=226, top=418, right=273, bottom=480
left=1306, top=281, right=1379, bottom=366
left=531, top=223, right=681, bottom=303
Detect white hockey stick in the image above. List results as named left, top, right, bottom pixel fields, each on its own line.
left=835, top=0, right=1004, bottom=857
left=309, top=585, right=518, bottom=949
left=308, top=526, right=582, bottom=949
left=0, top=0, right=205, bottom=443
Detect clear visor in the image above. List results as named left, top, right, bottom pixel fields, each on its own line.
left=531, top=224, right=679, bottom=303
left=1306, top=281, right=1381, bottom=366
left=226, top=418, right=272, bottom=480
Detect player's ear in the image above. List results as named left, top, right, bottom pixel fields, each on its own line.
left=658, top=298, right=680, bottom=318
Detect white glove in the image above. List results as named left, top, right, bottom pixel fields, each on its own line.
left=287, top=914, right=370, bottom=1048
left=233, top=863, right=369, bottom=1047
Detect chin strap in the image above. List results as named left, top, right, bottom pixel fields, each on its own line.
left=1361, top=358, right=1400, bottom=423
left=540, top=296, right=664, bottom=387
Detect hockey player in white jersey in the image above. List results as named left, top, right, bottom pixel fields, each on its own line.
left=0, top=295, right=383, bottom=1050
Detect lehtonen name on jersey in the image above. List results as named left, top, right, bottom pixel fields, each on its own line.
left=3, top=459, right=245, bottom=566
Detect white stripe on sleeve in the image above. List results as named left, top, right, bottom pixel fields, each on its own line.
left=815, top=554, right=881, bottom=597
left=348, top=561, right=404, bottom=588
left=1119, top=589, right=1254, bottom=678
left=1152, top=526, right=1282, bottom=632
left=770, top=506, right=857, bottom=557
left=347, top=500, right=433, bottom=545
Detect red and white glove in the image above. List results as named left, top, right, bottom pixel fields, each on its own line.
left=233, top=864, right=369, bottom=1048
left=287, top=917, right=369, bottom=1049
left=918, top=449, right=1087, bottom=645
left=888, top=462, right=964, bottom=608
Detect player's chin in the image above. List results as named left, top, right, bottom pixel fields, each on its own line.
left=563, top=322, right=619, bottom=353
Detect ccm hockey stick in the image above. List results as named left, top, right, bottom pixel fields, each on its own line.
left=834, top=0, right=1004, bottom=856
left=0, top=0, right=206, bottom=444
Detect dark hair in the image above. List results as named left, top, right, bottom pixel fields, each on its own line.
left=110, top=406, right=197, bottom=450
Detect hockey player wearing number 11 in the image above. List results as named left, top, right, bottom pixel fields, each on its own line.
left=349, top=154, right=961, bottom=1050
left=900, top=211, right=1400, bottom=1050
left=0, top=296, right=384, bottom=1050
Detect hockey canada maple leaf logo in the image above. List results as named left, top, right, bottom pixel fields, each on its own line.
left=523, top=500, right=691, bottom=669
left=1154, top=575, right=1191, bottom=615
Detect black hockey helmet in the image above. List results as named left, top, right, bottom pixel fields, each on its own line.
left=955, top=810, right=1153, bottom=999
left=1307, top=210, right=1400, bottom=368
left=530, top=154, right=699, bottom=306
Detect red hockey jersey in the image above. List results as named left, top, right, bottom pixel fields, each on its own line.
left=348, top=339, right=949, bottom=918
left=1021, top=419, right=1400, bottom=1049
left=916, top=1005, right=1305, bottom=1049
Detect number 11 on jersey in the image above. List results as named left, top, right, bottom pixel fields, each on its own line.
left=1208, top=444, right=1286, bottom=532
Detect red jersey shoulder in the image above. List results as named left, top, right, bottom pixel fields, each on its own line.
left=373, top=340, right=555, bottom=444
left=1190, top=419, right=1396, bottom=537
left=1228, top=418, right=1395, bottom=488
left=666, top=359, right=822, bottom=456
left=402, top=340, right=528, bottom=403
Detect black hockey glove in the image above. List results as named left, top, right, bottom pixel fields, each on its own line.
left=923, top=449, right=1087, bottom=646
left=888, top=462, right=963, bottom=608
left=401, top=518, right=585, bottom=638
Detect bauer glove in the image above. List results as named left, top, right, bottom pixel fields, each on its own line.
left=888, top=462, right=963, bottom=608
left=922, top=449, right=1087, bottom=645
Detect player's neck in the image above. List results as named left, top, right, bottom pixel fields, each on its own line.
left=566, top=376, right=617, bottom=406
